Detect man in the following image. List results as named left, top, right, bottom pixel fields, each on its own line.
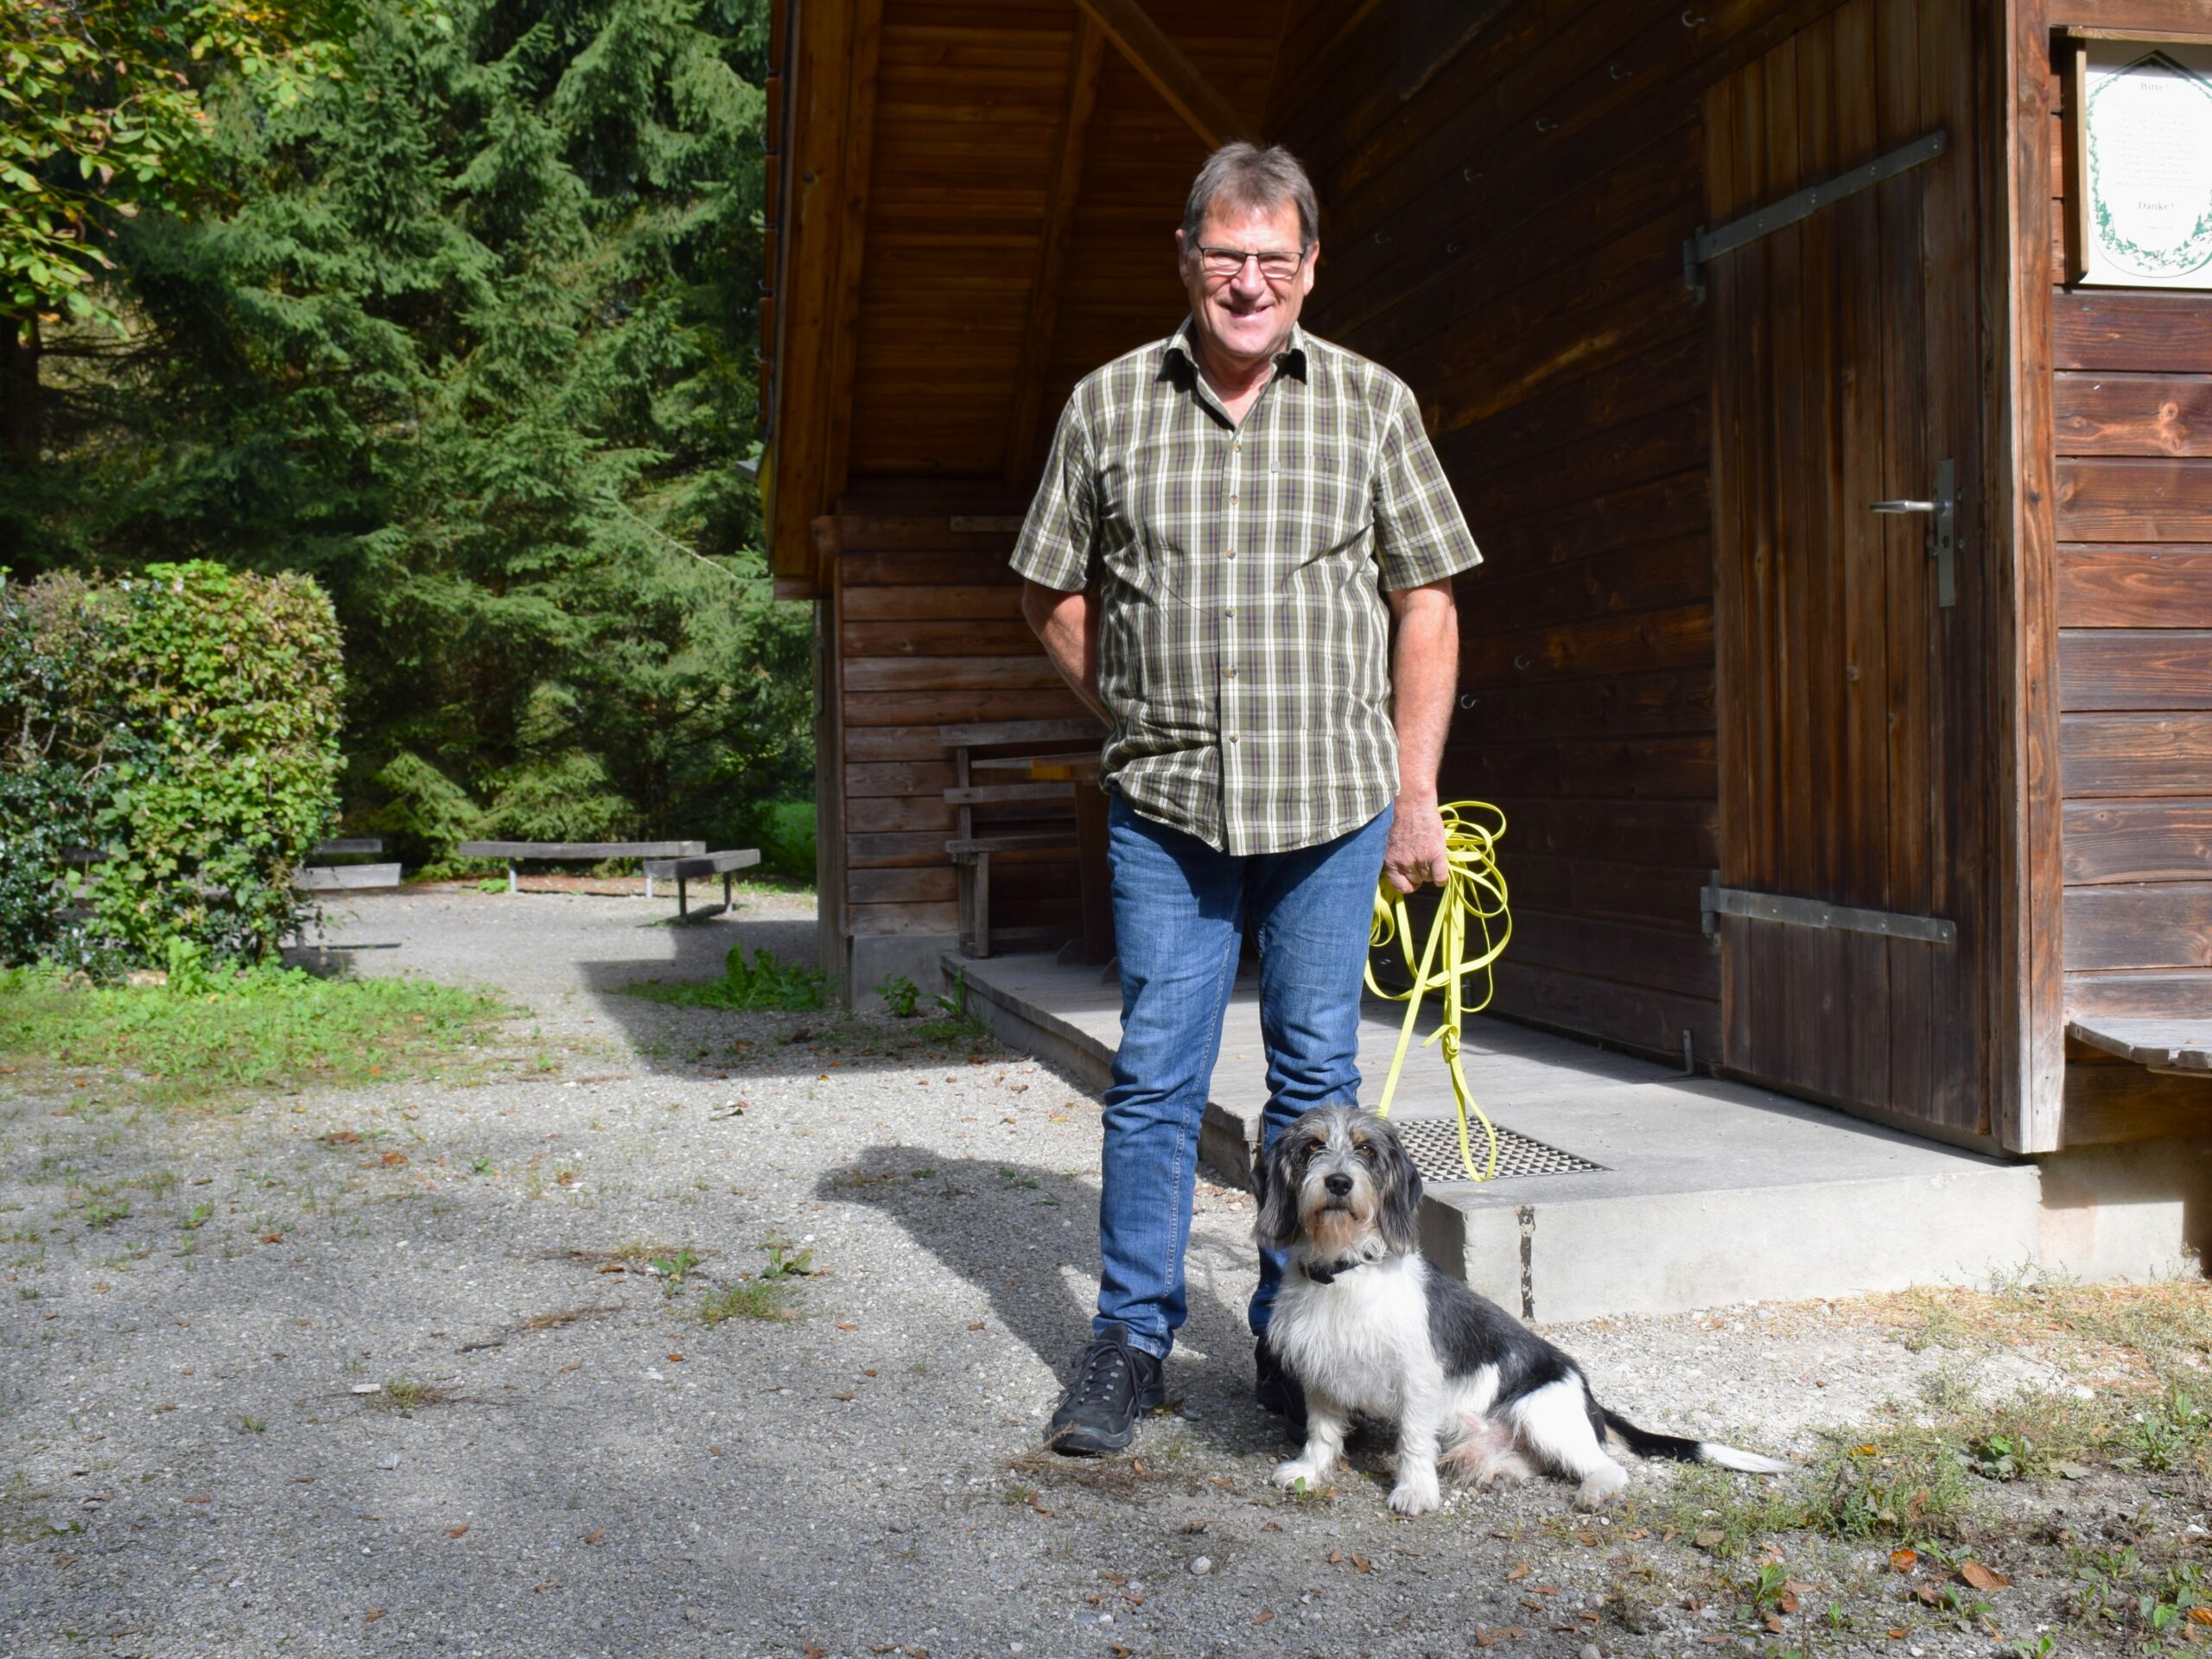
left=1013, top=143, right=1479, bottom=1456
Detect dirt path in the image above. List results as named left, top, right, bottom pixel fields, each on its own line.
left=1, top=891, right=2202, bottom=1657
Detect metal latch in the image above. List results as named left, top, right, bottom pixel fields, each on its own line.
left=1871, top=457, right=1955, bottom=608
left=1700, top=876, right=1956, bottom=944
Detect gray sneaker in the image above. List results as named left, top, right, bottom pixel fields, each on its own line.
left=1045, top=1323, right=1164, bottom=1456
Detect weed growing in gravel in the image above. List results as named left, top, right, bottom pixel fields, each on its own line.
left=623, top=945, right=830, bottom=1012
left=913, top=969, right=988, bottom=1046
left=700, top=1281, right=791, bottom=1323
left=78, top=1196, right=130, bottom=1229
left=380, top=1377, right=450, bottom=1410
left=0, top=963, right=512, bottom=1108
left=876, top=975, right=921, bottom=1017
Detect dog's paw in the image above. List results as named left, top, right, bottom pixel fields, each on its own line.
left=1573, top=1464, right=1629, bottom=1510
left=1386, top=1475, right=1442, bottom=1516
left=1273, top=1457, right=1328, bottom=1491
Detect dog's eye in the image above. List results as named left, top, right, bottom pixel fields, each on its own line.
left=1354, top=1141, right=1375, bottom=1161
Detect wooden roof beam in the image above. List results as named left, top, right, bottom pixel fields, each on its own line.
left=1077, top=0, right=1252, bottom=150
left=1005, top=16, right=1108, bottom=485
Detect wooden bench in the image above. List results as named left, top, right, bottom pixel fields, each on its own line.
left=458, top=839, right=706, bottom=899
left=2068, top=1017, right=2212, bottom=1076
left=939, top=718, right=1103, bottom=957
left=640, top=848, right=761, bottom=922
left=294, top=837, right=401, bottom=893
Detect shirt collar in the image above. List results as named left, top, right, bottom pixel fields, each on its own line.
left=1163, top=318, right=1310, bottom=382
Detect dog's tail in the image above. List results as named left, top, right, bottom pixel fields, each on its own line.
left=1599, top=1408, right=1791, bottom=1474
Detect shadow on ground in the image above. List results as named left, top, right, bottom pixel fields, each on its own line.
left=815, top=1146, right=1296, bottom=1462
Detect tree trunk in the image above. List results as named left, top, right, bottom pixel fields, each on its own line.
left=3, top=316, right=40, bottom=467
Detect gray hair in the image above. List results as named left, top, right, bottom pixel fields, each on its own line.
left=1181, top=142, right=1319, bottom=251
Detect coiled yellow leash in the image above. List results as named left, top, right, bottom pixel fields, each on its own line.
left=1366, top=801, right=1512, bottom=1180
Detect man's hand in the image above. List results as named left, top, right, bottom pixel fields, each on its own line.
left=1020, top=580, right=1106, bottom=721
left=1382, top=796, right=1449, bottom=894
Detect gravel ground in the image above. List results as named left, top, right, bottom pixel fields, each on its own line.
left=2, top=890, right=2202, bottom=1658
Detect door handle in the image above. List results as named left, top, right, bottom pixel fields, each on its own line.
left=1866, top=458, right=1955, bottom=608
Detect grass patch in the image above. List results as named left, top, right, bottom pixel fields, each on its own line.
left=0, top=962, right=512, bottom=1108
left=913, top=968, right=991, bottom=1047
left=699, top=1281, right=793, bottom=1323
left=379, top=1376, right=451, bottom=1410
left=623, top=945, right=829, bottom=1012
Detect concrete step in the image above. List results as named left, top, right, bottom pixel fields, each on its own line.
left=947, top=950, right=2048, bottom=1321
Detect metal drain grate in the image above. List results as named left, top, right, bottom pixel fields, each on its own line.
left=1389, top=1117, right=1605, bottom=1183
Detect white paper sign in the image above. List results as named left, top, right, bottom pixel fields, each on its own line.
left=2079, top=40, right=2212, bottom=289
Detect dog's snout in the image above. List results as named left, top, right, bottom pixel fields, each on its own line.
left=1324, top=1172, right=1354, bottom=1198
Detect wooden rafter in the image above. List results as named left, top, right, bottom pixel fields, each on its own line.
left=1077, top=0, right=1250, bottom=150
left=1004, top=16, right=1108, bottom=484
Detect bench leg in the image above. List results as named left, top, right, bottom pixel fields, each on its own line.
left=507, top=859, right=518, bottom=895
left=677, top=874, right=689, bottom=920
left=722, top=872, right=733, bottom=911
left=646, top=871, right=656, bottom=900
left=957, top=852, right=993, bottom=957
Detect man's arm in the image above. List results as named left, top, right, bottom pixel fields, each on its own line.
left=1382, top=579, right=1459, bottom=893
left=1021, top=580, right=1107, bottom=722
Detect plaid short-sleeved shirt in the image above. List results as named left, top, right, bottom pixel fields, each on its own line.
left=1011, top=320, right=1481, bottom=855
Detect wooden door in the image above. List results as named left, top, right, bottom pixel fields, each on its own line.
left=1706, top=0, right=1993, bottom=1137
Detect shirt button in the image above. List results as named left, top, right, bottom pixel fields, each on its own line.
left=1225, top=549, right=1236, bottom=559
left=1225, top=666, right=1237, bottom=678
left=1224, top=607, right=1235, bottom=619
left=1229, top=733, right=1240, bottom=743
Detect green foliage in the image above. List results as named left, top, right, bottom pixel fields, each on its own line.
left=0, top=573, right=112, bottom=967
left=0, top=957, right=510, bottom=1106
left=746, top=799, right=816, bottom=880
left=1, top=2, right=367, bottom=333
left=7, top=0, right=808, bottom=871
left=624, top=943, right=829, bottom=1011
left=2, top=563, right=343, bottom=969
left=876, top=975, right=921, bottom=1018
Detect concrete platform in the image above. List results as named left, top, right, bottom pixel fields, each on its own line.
left=945, top=950, right=2052, bottom=1320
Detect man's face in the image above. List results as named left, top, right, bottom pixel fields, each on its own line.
left=1176, top=197, right=1316, bottom=375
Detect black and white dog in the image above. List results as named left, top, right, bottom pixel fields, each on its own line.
left=1254, top=1106, right=1791, bottom=1515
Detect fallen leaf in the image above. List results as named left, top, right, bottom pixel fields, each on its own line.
left=532, top=1582, right=556, bottom=1592
left=832, top=1391, right=855, bottom=1402
left=1327, top=1549, right=1342, bottom=1565
left=836, top=1322, right=859, bottom=1332
left=182, top=1495, right=211, bottom=1505
left=260, top=1232, right=283, bottom=1244
left=1350, top=1553, right=1372, bottom=1573
left=863, top=1369, right=878, bottom=1377
left=1890, top=1548, right=1918, bottom=1573
left=1098, top=1572, right=1127, bottom=1586
left=1251, top=1608, right=1274, bottom=1625
left=709, top=1446, right=722, bottom=1456
left=364, top=1609, right=385, bottom=1624
left=1915, top=1584, right=1942, bottom=1605
left=1694, top=1529, right=1725, bottom=1549
left=560, top=1361, right=582, bottom=1375
left=967, top=1321, right=986, bottom=1332
left=1130, top=1459, right=1149, bottom=1478
left=1522, top=1599, right=1547, bottom=1612
left=1528, top=1583, right=1558, bottom=1595
left=1108, top=1643, right=1132, bottom=1659
left=1776, top=1591, right=1801, bottom=1613
left=582, top=1529, right=605, bottom=1545
left=1182, top=1517, right=1209, bottom=1534
left=1473, top=1629, right=1523, bottom=1648
left=1853, top=1443, right=1880, bottom=1456
left=596, top=1264, right=625, bottom=1274
left=444, top=1524, right=468, bottom=1539
left=383, top=1151, right=407, bottom=1166
left=1261, top=1522, right=1282, bottom=1532
left=666, top=1354, right=684, bottom=1363
left=1887, top=1630, right=1908, bottom=1640
left=2189, top=1607, right=2212, bottom=1626
left=1624, top=1528, right=1650, bottom=1541
left=1959, top=1561, right=2009, bottom=1592
left=1506, top=1562, right=1531, bottom=1580
left=322, top=1131, right=362, bottom=1145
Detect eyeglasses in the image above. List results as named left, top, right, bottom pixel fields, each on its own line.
left=1193, top=245, right=1308, bottom=283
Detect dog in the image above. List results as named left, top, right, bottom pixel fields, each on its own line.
left=1253, top=1106, right=1791, bottom=1515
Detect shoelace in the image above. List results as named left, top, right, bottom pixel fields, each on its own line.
left=1072, top=1341, right=1135, bottom=1402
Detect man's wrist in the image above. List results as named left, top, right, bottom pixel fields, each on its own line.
left=1394, top=785, right=1440, bottom=810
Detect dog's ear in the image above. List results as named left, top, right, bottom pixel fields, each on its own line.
left=1250, top=1128, right=1303, bottom=1250
left=1372, top=1121, right=1425, bottom=1255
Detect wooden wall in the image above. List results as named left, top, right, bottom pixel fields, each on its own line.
left=1272, top=0, right=1857, bottom=1059
left=830, top=484, right=1090, bottom=954
left=2040, top=25, right=2212, bottom=1022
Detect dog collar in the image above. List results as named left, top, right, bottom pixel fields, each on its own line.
left=1302, top=1257, right=1366, bottom=1285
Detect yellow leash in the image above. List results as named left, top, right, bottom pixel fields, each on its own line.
left=1366, top=801, right=1511, bottom=1180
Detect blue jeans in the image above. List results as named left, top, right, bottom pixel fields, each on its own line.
left=1094, top=794, right=1391, bottom=1359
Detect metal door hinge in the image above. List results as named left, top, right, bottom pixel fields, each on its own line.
left=1700, top=876, right=1956, bottom=944
left=1684, top=129, right=1947, bottom=297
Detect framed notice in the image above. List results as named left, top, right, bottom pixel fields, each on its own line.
left=2068, top=33, right=2212, bottom=289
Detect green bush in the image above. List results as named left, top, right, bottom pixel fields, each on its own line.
left=0, top=562, right=344, bottom=971
left=747, top=799, right=816, bottom=880
left=0, top=575, right=113, bottom=969
left=624, top=944, right=830, bottom=1011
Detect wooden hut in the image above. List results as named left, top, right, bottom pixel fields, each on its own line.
left=760, top=0, right=2212, bottom=1166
